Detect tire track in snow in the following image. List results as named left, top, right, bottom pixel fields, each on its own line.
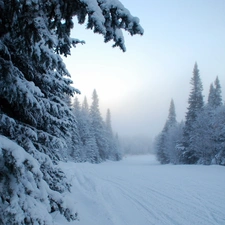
left=60, top=156, right=225, bottom=225
left=85, top=169, right=182, bottom=225
left=83, top=163, right=224, bottom=225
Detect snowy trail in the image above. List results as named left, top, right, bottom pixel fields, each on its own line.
left=56, top=155, right=225, bottom=225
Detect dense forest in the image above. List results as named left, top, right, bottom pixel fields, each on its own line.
left=154, top=63, right=225, bottom=166
left=70, top=90, right=121, bottom=163
left=0, top=0, right=143, bottom=224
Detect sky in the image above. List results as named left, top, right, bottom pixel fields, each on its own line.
left=63, top=0, right=225, bottom=139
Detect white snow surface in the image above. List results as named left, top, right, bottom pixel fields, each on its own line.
left=56, top=155, right=225, bottom=225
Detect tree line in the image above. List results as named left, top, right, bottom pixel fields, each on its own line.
left=154, top=63, right=225, bottom=166
left=68, top=89, right=121, bottom=163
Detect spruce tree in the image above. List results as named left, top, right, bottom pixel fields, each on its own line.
left=81, top=96, right=100, bottom=163
left=211, top=106, right=225, bottom=165
left=1, top=1, right=80, bottom=223
left=182, top=62, right=204, bottom=164
left=90, top=89, right=108, bottom=160
left=199, top=77, right=223, bottom=164
left=205, top=77, right=224, bottom=164
left=163, top=99, right=177, bottom=132
left=208, top=77, right=222, bottom=109
left=71, top=97, right=84, bottom=161
left=214, top=76, right=223, bottom=108
left=156, top=99, right=178, bottom=164
left=155, top=132, right=169, bottom=164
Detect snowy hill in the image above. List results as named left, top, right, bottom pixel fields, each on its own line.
left=56, top=155, right=225, bottom=225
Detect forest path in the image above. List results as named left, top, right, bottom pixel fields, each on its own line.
left=57, top=155, right=225, bottom=225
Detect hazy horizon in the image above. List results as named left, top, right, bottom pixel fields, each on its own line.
left=63, top=0, right=225, bottom=138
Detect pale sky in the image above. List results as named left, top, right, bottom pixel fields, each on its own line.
left=63, top=0, right=225, bottom=138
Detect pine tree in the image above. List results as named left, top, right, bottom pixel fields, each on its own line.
left=0, top=0, right=143, bottom=223
left=189, top=107, right=216, bottom=164
left=155, top=132, right=169, bottom=164
left=81, top=96, right=101, bottom=163
left=208, top=77, right=222, bottom=109
left=186, top=62, right=204, bottom=123
left=0, top=1, right=80, bottom=223
left=182, top=62, right=204, bottom=164
left=70, top=97, right=84, bottom=161
left=214, top=76, right=222, bottom=108
left=156, top=99, right=178, bottom=164
left=197, top=76, right=223, bottom=164
left=163, top=99, right=177, bottom=132
left=90, top=90, right=108, bottom=160
left=211, top=106, right=225, bottom=165
left=205, top=77, right=224, bottom=164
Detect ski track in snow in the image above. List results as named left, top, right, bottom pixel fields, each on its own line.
left=56, top=155, right=225, bottom=225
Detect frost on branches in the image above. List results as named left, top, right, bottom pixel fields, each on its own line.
left=0, top=0, right=143, bottom=224
left=0, top=135, right=77, bottom=224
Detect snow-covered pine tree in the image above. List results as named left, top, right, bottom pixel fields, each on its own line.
left=181, top=62, right=204, bottom=164
left=193, top=76, right=223, bottom=164
left=80, top=96, right=101, bottom=163
left=90, top=89, right=109, bottom=160
left=208, top=77, right=222, bottom=109
left=155, top=132, right=168, bottom=164
left=163, top=100, right=184, bottom=164
left=211, top=106, right=225, bottom=165
left=211, top=77, right=225, bottom=164
left=0, top=0, right=143, bottom=223
left=214, top=76, right=222, bottom=108
left=70, top=97, right=84, bottom=161
left=168, top=121, right=184, bottom=164
left=0, top=1, right=80, bottom=223
left=204, top=77, right=224, bottom=164
left=163, top=99, right=177, bottom=132
left=189, top=106, right=216, bottom=164
left=155, top=99, right=178, bottom=164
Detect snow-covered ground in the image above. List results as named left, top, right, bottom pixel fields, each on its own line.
left=56, top=155, right=225, bottom=225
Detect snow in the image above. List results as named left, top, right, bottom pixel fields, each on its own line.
left=56, top=155, right=225, bottom=225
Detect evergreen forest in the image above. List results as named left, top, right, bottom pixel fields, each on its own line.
left=154, top=63, right=225, bottom=166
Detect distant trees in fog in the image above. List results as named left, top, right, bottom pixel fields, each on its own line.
left=154, top=63, right=225, bottom=165
left=70, top=89, right=121, bottom=163
left=120, top=135, right=153, bottom=155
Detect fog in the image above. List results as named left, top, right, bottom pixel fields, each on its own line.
left=63, top=0, right=225, bottom=141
